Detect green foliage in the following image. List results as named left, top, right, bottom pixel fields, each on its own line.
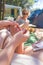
left=28, top=0, right=35, bottom=6
left=24, top=32, right=38, bottom=46
left=6, top=0, right=35, bottom=8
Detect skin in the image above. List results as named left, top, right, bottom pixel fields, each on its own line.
left=16, top=11, right=29, bottom=30
left=0, top=20, right=21, bottom=35
left=0, top=20, right=19, bottom=29
left=0, top=21, right=29, bottom=65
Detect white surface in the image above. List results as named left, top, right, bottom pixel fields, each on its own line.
left=35, top=30, right=43, bottom=39
left=32, top=47, right=43, bottom=51
left=32, top=0, right=43, bottom=9
left=32, top=41, right=43, bottom=51
left=32, top=39, right=43, bottom=50
left=11, top=53, right=43, bottom=65
left=35, top=41, right=43, bottom=48
left=29, top=24, right=36, bottom=27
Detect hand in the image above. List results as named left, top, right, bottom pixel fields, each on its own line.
left=13, top=30, right=29, bottom=48
left=3, top=20, right=19, bottom=26
left=8, top=21, right=19, bottom=26
left=6, top=21, right=21, bottom=35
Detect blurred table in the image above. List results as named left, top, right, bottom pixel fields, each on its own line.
left=15, top=28, right=43, bottom=54
left=24, top=28, right=43, bottom=62
left=25, top=46, right=43, bottom=62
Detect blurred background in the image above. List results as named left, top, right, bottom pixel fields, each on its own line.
left=0, top=0, right=39, bottom=20
left=0, top=0, right=43, bottom=27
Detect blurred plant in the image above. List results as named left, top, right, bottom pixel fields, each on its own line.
left=6, top=0, right=35, bottom=8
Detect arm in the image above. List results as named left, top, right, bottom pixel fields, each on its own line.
left=0, top=31, right=28, bottom=65
left=16, top=16, right=21, bottom=21
left=0, top=20, right=18, bottom=29
left=16, top=16, right=21, bottom=24
left=0, top=20, right=11, bottom=27
left=0, top=36, right=17, bottom=65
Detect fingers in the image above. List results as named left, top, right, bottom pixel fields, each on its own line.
left=22, top=29, right=27, bottom=34
left=17, top=30, right=29, bottom=41
left=24, top=31, right=30, bottom=37
left=15, top=25, right=21, bottom=31
left=23, top=31, right=29, bottom=41
left=9, top=21, right=18, bottom=26
left=9, top=21, right=28, bottom=33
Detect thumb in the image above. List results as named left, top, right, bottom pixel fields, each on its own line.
left=24, top=31, right=30, bottom=38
